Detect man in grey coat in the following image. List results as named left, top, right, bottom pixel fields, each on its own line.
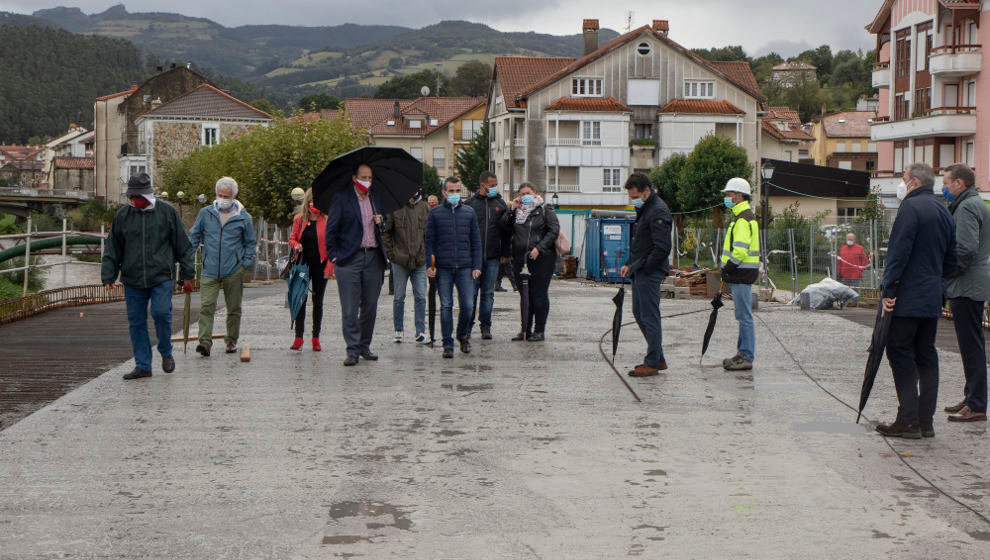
left=942, top=163, right=990, bottom=423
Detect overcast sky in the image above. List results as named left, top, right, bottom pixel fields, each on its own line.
left=1, top=1, right=879, bottom=57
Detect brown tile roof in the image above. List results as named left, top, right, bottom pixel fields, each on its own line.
left=659, top=99, right=745, bottom=115
left=142, top=85, right=273, bottom=120
left=493, top=56, right=574, bottom=109
left=340, top=99, right=415, bottom=130
left=54, top=157, right=95, bottom=170
left=370, top=97, right=485, bottom=136
left=768, top=106, right=801, bottom=124
left=762, top=120, right=814, bottom=142
left=545, top=97, right=632, bottom=112
left=707, top=61, right=765, bottom=102
left=772, top=61, right=817, bottom=71
left=821, top=111, right=875, bottom=138
left=95, top=85, right=137, bottom=102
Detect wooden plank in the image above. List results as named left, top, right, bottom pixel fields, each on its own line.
left=240, top=343, right=251, bottom=363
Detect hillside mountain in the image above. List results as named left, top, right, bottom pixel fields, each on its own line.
left=0, top=11, right=60, bottom=28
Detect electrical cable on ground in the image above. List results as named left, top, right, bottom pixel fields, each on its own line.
left=754, top=312, right=990, bottom=526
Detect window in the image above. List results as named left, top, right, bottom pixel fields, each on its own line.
left=571, top=78, right=603, bottom=97
left=634, top=123, right=652, bottom=139
left=636, top=42, right=651, bottom=56
left=866, top=160, right=876, bottom=173
left=915, top=87, right=931, bottom=115
left=603, top=168, right=622, bottom=192
left=965, top=141, right=974, bottom=166
left=410, top=147, right=423, bottom=161
left=837, top=161, right=853, bottom=170
left=202, top=124, right=219, bottom=146
left=684, top=80, right=715, bottom=99
left=409, top=120, right=422, bottom=129
left=429, top=119, right=439, bottom=127
left=837, top=207, right=862, bottom=223
left=894, top=94, right=909, bottom=121
left=867, top=142, right=877, bottom=152
left=895, top=31, right=911, bottom=78
left=581, top=121, right=601, bottom=145
left=433, top=147, right=446, bottom=170
left=836, top=141, right=847, bottom=152
left=461, top=119, right=483, bottom=140
left=627, top=79, right=660, bottom=105
left=851, top=141, right=862, bottom=153
left=128, top=165, right=146, bottom=178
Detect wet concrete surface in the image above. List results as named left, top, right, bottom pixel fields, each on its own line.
left=0, top=280, right=988, bottom=558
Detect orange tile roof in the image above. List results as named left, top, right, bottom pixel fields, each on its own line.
left=659, top=99, right=745, bottom=115
left=708, top=61, right=765, bottom=102
left=545, top=97, right=632, bottom=112
left=53, top=157, right=95, bottom=170
left=768, top=106, right=801, bottom=124
left=761, top=120, right=814, bottom=142
left=493, top=56, right=575, bottom=109
left=95, top=85, right=138, bottom=102
left=339, top=99, right=414, bottom=130
left=338, top=97, right=484, bottom=136
left=821, top=111, right=875, bottom=138
left=142, top=84, right=272, bottom=120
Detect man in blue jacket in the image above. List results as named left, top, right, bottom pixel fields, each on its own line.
left=878, top=163, right=958, bottom=439
left=426, top=177, right=482, bottom=359
left=187, top=177, right=256, bottom=356
left=326, top=163, right=388, bottom=366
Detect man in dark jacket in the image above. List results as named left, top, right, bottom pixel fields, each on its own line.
left=941, top=163, right=990, bottom=423
left=877, top=163, right=958, bottom=439
left=325, top=163, right=388, bottom=367
left=101, top=173, right=195, bottom=380
left=425, top=177, right=482, bottom=359
left=383, top=191, right=429, bottom=344
left=464, top=171, right=511, bottom=340
left=619, top=172, right=673, bottom=377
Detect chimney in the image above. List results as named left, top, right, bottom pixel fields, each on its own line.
left=155, top=65, right=164, bottom=73
left=583, top=19, right=599, bottom=55
left=150, top=97, right=163, bottom=110
left=653, top=20, right=669, bottom=35
left=393, top=100, right=401, bottom=119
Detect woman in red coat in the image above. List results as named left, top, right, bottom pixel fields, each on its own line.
left=287, top=188, right=334, bottom=351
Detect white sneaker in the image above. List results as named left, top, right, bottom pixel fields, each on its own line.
left=414, top=332, right=428, bottom=344
left=393, top=331, right=403, bottom=343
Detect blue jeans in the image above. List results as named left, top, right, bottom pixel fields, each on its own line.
left=124, top=280, right=174, bottom=371
left=471, top=258, right=501, bottom=330
left=631, top=270, right=665, bottom=367
left=392, top=263, right=427, bottom=334
left=437, top=267, right=475, bottom=349
left=730, top=282, right=755, bottom=362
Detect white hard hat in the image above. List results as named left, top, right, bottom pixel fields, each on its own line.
left=290, top=187, right=305, bottom=201
left=723, top=177, right=751, bottom=196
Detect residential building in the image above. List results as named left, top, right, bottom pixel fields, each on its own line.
left=867, top=0, right=987, bottom=207
left=809, top=111, right=879, bottom=173
left=41, top=125, right=88, bottom=182
left=771, top=61, right=818, bottom=88
left=0, top=146, right=44, bottom=188
left=487, top=19, right=766, bottom=209
left=94, top=65, right=210, bottom=202
left=45, top=127, right=94, bottom=189
left=132, top=84, right=272, bottom=187
left=332, top=97, right=486, bottom=179
left=761, top=106, right=814, bottom=163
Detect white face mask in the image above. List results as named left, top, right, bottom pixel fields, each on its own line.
left=216, top=198, right=234, bottom=211
left=895, top=181, right=907, bottom=201
left=846, top=240, right=854, bottom=246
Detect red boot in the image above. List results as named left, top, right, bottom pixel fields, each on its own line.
left=290, top=337, right=303, bottom=350
left=312, top=337, right=322, bottom=351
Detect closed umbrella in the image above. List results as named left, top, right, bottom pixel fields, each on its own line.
left=610, top=249, right=627, bottom=360
left=518, top=261, right=532, bottom=340
left=428, top=255, right=437, bottom=346
left=181, top=289, right=191, bottom=353
left=311, top=146, right=422, bottom=215
left=857, top=303, right=896, bottom=423
left=700, top=285, right=724, bottom=359
left=286, top=259, right=311, bottom=328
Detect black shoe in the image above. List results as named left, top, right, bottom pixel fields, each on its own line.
left=481, top=326, right=492, bottom=340
left=875, top=421, right=922, bottom=439
left=360, top=351, right=379, bottom=361
left=494, top=286, right=507, bottom=292
left=123, top=368, right=152, bottom=380
left=921, top=425, right=935, bottom=438
left=511, top=332, right=530, bottom=342
left=343, top=355, right=359, bottom=366
left=161, top=355, right=175, bottom=373
left=459, top=338, right=471, bottom=354
left=528, top=332, right=545, bottom=342
left=195, top=343, right=211, bottom=357
left=443, top=347, right=454, bottom=359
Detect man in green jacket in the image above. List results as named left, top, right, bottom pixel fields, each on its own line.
left=942, top=163, right=990, bottom=422
left=382, top=190, right=429, bottom=344
left=101, top=173, right=195, bottom=380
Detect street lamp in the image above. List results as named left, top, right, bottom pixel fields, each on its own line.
left=197, top=193, right=207, bottom=205
left=551, top=192, right=560, bottom=210
left=761, top=160, right=775, bottom=182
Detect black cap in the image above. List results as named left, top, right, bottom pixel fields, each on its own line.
left=126, top=173, right=153, bottom=196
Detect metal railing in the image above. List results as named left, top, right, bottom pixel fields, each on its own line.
left=0, top=284, right=123, bottom=325
left=0, top=187, right=94, bottom=200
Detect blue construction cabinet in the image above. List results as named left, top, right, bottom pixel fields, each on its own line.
left=585, top=217, right=635, bottom=282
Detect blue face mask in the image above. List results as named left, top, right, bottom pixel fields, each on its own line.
left=724, top=197, right=735, bottom=209
left=487, top=187, right=498, bottom=198
left=942, top=187, right=956, bottom=203
left=631, top=198, right=645, bottom=209
left=447, top=193, right=461, bottom=206
left=521, top=195, right=534, bottom=206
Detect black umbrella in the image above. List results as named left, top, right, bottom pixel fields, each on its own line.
left=519, top=262, right=532, bottom=340
left=311, top=146, right=422, bottom=215
left=857, top=302, right=896, bottom=423
left=610, top=249, right=627, bottom=360
left=701, top=285, right=724, bottom=358
left=428, top=256, right=437, bottom=346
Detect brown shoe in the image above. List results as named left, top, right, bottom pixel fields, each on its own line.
left=628, top=364, right=661, bottom=377
left=875, top=421, right=922, bottom=439
left=948, top=406, right=987, bottom=422
left=944, top=400, right=966, bottom=414
left=225, top=342, right=237, bottom=354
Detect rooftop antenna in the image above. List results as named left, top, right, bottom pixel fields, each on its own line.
left=625, top=11, right=634, bottom=32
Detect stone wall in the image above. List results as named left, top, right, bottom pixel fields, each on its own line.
left=151, top=122, right=199, bottom=185
left=219, top=123, right=256, bottom=143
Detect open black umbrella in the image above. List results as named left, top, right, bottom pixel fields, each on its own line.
left=857, top=303, right=896, bottom=423
left=701, top=285, right=724, bottom=359
left=311, top=146, right=422, bottom=215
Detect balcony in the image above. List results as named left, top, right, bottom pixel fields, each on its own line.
left=512, top=138, right=526, bottom=147
left=546, top=184, right=581, bottom=193
left=870, top=107, right=976, bottom=141
left=929, top=45, right=982, bottom=78
left=872, top=63, right=890, bottom=89
left=547, top=137, right=582, bottom=146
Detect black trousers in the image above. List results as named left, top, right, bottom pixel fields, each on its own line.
left=294, top=258, right=328, bottom=338
left=950, top=297, right=988, bottom=414
left=513, top=252, right=554, bottom=334
left=885, top=316, right=939, bottom=427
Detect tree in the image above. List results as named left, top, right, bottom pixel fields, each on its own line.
left=455, top=120, right=490, bottom=189
left=796, top=45, right=834, bottom=81
left=450, top=61, right=492, bottom=97
left=693, top=45, right=748, bottom=62
left=422, top=163, right=442, bottom=199
left=374, top=69, right=452, bottom=99
left=677, top=135, right=752, bottom=216
left=649, top=153, right=689, bottom=215
left=297, top=93, right=341, bottom=112
left=248, top=98, right=278, bottom=115
left=161, top=115, right=370, bottom=225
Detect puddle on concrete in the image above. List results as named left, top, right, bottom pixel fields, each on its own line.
left=441, top=383, right=494, bottom=392
left=644, top=469, right=667, bottom=477
left=323, top=501, right=414, bottom=546
left=433, top=430, right=465, bottom=437
left=791, top=422, right=867, bottom=436
left=967, top=530, right=990, bottom=542
left=322, top=535, right=371, bottom=545
left=458, top=364, right=493, bottom=372
left=871, top=529, right=892, bottom=539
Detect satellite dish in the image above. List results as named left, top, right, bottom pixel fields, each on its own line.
left=420, top=86, right=430, bottom=97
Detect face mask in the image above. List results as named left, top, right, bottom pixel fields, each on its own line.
left=895, top=181, right=907, bottom=201
left=487, top=187, right=498, bottom=198
left=446, top=193, right=461, bottom=206
left=308, top=204, right=321, bottom=215
left=631, top=198, right=645, bottom=209
left=355, top=179, right=371, bottom=192
left=942, top=187, right=956, bottom=203
left=216, top=198, right=233, bottom=211
left=131, top=196, right=150, bottom=209
left=723, top=197, right=735, bottom=209
left=521, top=195, right=534, bottom=206
left=846, top=240, right=854, bottom=247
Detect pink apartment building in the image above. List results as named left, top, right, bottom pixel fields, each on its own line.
left=868, top=0, right=988, bottom=203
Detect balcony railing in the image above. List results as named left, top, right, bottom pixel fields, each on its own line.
left=547, top=138, right=582, bottom=146
left=929, top=45, right=982, bottom=78
left=931, top=44, right=982, bottom=55
left=870, top=106, right=976, bottom=141
left=546, top=184, right=581, bottom=193
left=925, top=106, right=976, bottom=116
left=512, top=138, right=526, bottom=147
left=872, top=62, right=890, bottom=89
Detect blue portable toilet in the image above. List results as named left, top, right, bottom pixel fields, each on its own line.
left=585, top=213, right=636, bottom=282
